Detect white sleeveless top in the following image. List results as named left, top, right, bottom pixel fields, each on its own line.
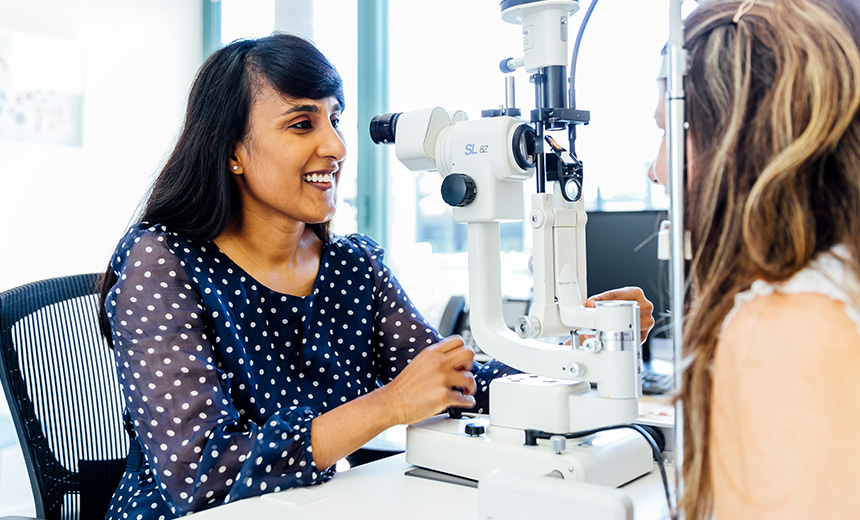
left=722, top=245, right=860, bottom=337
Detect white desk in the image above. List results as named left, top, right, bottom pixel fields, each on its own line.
left=186, top=451, right=674, bottom=519
left=186, top=397, right=676, bottom=519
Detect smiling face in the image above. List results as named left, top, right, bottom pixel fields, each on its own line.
left=230, top=82, right=346, bottom=230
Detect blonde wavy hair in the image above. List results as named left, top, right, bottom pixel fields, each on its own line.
left=679, top=0, right=860, bottom=517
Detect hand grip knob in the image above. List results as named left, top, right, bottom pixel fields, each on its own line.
left=465, top=422, right=486, bottom=437
left=441, top=174, right=478, bottom=207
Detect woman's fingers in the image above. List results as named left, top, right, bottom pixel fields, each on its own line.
left=585, top=286, right=655, bottom=343
left=431, top=335, right=474, bottom=370
left=448, top=370, right=477, bottom=396
left=447, top=387, right=476, bottom=408
left=381, top=335, right=480, bottom=425
left=586, top=286, right=648, bottom=307
left=448, top=346, right=475, bottom=371
left=435, top=334, right=466, bottom=353
left=437, top=339, right=476, bottom=395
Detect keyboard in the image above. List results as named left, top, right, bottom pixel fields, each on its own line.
left=642, top=368, right=674, bottom=395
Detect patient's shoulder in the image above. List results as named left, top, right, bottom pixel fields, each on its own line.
left=719, top=291, right=859, bottom=363
left=711, top=292, right=860, bottom=518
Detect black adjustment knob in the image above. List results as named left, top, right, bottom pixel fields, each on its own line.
left=441, top=174, right=477, bottom=207
left=464, top=422, right=486, bottom=437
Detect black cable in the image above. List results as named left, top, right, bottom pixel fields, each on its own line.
left=569, top=0, right=599, bottom=110
left=567, top=0, right=598, bottom=159
left=524, top=423, right=677, bottom=520
left=629, top=424, right=676, bottom=520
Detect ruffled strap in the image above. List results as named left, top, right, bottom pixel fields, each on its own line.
left=722, top=245, right=860, bottom=337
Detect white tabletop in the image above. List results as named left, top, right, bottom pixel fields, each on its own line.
left=186, top=451, right=674, bottom=520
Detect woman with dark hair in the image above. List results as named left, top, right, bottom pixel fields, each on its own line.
left=100, top=33, right=654, bottom=519
left=98, top=34, right=492, bottom=519
left=649, top=0, right=860, bottom=517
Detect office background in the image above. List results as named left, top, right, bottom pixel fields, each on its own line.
left=0, top=1, right=199, bottom=514
left=0, top=1, right=679, bottom=515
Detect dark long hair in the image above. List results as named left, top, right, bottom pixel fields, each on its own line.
left=97, top=33, right=344, bottom=344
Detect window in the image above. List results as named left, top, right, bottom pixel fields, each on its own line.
left=385, top=1, right=688, bottom=323
left=216, top=1, right=695, bottom=325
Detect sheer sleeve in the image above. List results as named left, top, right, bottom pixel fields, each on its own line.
left=106, top=228, right=333, bottom=516
left=345, top=234, right=519, bottom=413
left=345, top=235, right=443, bottom=384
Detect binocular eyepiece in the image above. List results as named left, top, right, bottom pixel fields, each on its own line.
left=369, top=112, right=402, bottom=145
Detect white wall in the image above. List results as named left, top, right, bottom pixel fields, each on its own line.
left=0, top=0, right=203, bottom=515
left=0, top=0, right=203, bottom=292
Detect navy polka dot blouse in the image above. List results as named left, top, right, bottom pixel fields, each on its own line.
left=103, top=223, right=515, bottom=519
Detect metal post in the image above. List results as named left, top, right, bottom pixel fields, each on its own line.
left=666, top=0, right=687, bottom=515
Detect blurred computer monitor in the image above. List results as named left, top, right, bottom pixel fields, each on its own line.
left=585, top=210, right=670, bottom=362
left=438, top=210, right=670, bottom=364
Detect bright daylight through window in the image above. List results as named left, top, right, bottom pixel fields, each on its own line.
left=218, top=0, right=681, bottom=324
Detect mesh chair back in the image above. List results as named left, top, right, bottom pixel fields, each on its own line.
left=0, top=273, right=129, bottom=520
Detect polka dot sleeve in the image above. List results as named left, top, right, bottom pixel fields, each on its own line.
left=107, top=228, right=333, bottom=516
left=344, top=234, right=520, bottom=411
left=345, top=235, right=442, bottom=385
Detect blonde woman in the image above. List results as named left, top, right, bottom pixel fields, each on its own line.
left=649, top=0, right=860, bottom=517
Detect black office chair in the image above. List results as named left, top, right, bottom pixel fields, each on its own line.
left=0, top=273, right=129, bottom=520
